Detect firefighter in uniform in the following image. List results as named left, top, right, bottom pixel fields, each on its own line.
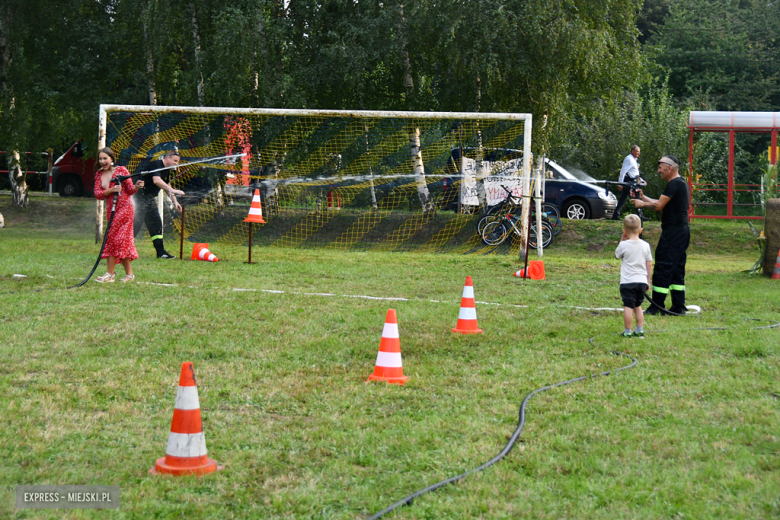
left=133, top=149, right=184, bottom=259
left=631, top=155, right=690, bottom=315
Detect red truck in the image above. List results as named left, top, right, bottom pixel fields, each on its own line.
left=51, top=140, right=97, bottom=196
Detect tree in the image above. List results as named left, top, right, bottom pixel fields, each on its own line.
left=647, top=0, right=780, bottom=112
left=552, top=80, right=689, bottom=199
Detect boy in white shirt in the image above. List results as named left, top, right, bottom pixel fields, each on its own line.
left=615, top=214, right=653, bottom=338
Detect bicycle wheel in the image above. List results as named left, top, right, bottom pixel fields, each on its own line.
left=541, top=203, right=560, bottom=219
left=482, top=220, right=509, bottom=246
left=544, top=212, right=562, bottom=235
left=529, top=220, right=554, bottom=249
left=477, top=214, right=502, bottom=236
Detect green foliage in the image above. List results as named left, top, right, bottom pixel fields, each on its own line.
left=1, top=0, right=644, bottom=163
left=552, top=80, right=688, bottom=198
left=647, top=0, right=780, bottom=111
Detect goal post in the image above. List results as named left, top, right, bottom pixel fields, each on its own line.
left=97, top=104, right=535, bottom=255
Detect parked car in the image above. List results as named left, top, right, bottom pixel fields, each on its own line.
left=439, top=148, right=616, bottom=219
left=544, top=159, right=617, bottom=219
left=51, top=140, right=97, bottom=197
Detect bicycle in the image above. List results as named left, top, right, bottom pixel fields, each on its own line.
left=476, top=185, right=562, bottom=236
left=481, top=210, right=554, bottom=249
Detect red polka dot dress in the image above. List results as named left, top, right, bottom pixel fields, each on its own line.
left=94, top=166, right=139, bottom=261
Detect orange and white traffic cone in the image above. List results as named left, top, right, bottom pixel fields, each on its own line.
left=452, top=276, right=483, bottom=334
left=244, top=189, right=266, bottom=224
left=150, top=362, right=223, bottom=476
left=772, top=249, right=780, bottom=280
left=368, top=309, right=408, bottom=385
left=513, top=260, right=545, bottom=280
left=191, top=243, right=219, bottom=262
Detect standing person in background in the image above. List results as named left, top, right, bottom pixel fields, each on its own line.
left=631, top=155, right=690, bottom=315
left=94, top=147, right=144, bottom=283
left=612, top=145, right=643, bottom=220
left=133, top=149, right=185, bottom=258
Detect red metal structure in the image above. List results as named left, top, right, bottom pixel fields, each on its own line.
left=688, top=111, right=776, bottom=220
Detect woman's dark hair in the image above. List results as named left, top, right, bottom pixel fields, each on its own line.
left=98, top=147, right=116, bottom=162
left=96, top=147, right=116, bottom=174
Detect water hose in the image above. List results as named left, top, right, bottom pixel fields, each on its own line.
left=68, top=187, right=119, bottom=289
left=367, top=312, right=779, bottom=518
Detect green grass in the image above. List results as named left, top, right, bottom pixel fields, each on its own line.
left=1, top=197, right=779, bottom=519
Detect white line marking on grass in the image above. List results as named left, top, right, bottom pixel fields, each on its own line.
left=145, top=282, right=699, bottom=314
left=344, top=294, right=410, bottom=301
left=570, top=306, right=624, bottom=312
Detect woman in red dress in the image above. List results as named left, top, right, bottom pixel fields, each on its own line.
left=94, top=147, right=144, bottom=283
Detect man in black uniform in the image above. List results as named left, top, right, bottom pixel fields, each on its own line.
left=133, top=149, right=185, bottom=258
left=631, top=155, right=690, bottom=315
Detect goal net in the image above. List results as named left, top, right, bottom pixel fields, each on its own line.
left=99, top=105, right=534, bottom=254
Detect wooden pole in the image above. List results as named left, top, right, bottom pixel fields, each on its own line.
left=522, top=197, right=533, bottom=280
left=247, top=223, right=253, bottom=264
left=179, top=204, right=185, bottom=260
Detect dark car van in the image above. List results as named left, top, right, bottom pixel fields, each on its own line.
left=438, top=148, right=616, bottom=219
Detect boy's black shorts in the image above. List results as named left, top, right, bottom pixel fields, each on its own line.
left=620, top=283, right=647, bottom=308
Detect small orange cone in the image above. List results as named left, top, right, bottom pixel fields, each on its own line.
left=150, top=362, right=223, bottom=476
left=244, top=189, right=266, bottom=224
left=368, top=309, right=408, bottom=385
left=191, top=243, right=219, bottom=262
left=513, top=260, right=545, bottom=280
left=772, top=249, right=780, bottom=280
left=452, top=276, right=483, bottom=334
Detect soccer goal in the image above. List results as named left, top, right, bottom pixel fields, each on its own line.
left=98, top=104, right=536, bottom=255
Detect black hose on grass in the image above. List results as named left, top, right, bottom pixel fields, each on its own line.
left=68, top=188, right=119, bottom=289
left=367, top=347, right=637, bottom=520
left=367, top=313, right=780, bottom=519
left=643, top=291, right=690, bottom=317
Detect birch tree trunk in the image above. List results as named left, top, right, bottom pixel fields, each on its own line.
left=410, top=127, right=434, bottom=213
left=365, top=123, right=378, bottom=210
left=474, top=81, right=488, bottom=209
left=9, top=151, right=28, bottom=208
left=397, top=4, right=414, bottom=100
left=475, top=129, right=488, bottom=209
left=190, top=1, right=205, bottom=106
left=142, top=3, right=157, bottom=106
left=0, top=6, right=27, bottom=208
left=252, top=10, right=268, bottom=103
left=263, top=154, right=283, bottom=217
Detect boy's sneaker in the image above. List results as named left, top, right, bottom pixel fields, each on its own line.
left=620, top=331, right=633, bottom=338
left=157, top=251, right=176, bottom=259
left=633, top=331, right=644, bottom=339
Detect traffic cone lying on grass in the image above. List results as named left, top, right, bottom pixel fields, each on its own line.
left=513, top=260, right=545, bottom=280
left=452, top=276, right=483, bottom=334
left=368, top=309, right=408, bottom=385
left=191, top=243, right=219, bottom=262
left=150, top=361, right=223, bottom=476
left=772, top=248, right=780, bottom=280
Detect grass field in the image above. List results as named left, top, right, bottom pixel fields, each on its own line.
left=1, top=195, right=779, bottom=519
